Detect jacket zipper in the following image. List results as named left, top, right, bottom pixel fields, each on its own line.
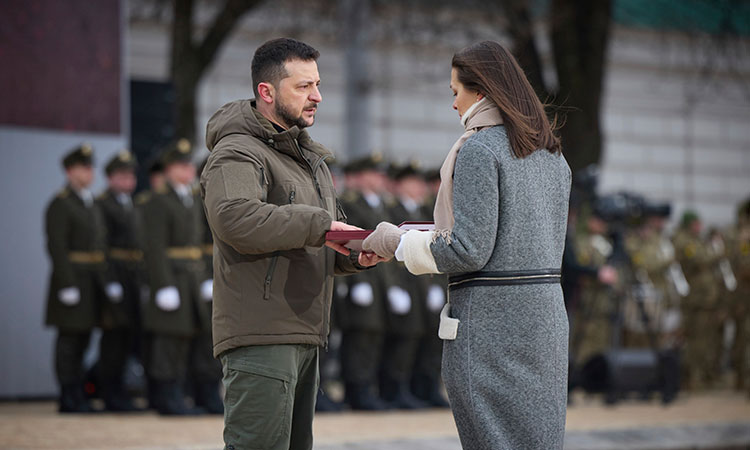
left=262, top=189, right=296, bottom=300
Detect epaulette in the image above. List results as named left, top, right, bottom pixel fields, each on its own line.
left=192, top=184, right=201, bottom=195
left=154, top=184, right=168, bottom=195
left=341, top=190, right=359, bottom=203
left=56, top=188, right=70, bottom=199
left=135, top=192, right=151, bottom=205
left=385, top=197, right=398, bottom=208
left=96, top=191, right=110, bottom=201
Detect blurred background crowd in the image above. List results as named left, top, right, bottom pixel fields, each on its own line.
left=1, top=0, right=749, bottom=418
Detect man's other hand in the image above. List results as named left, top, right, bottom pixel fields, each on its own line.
left=325, top=221, right=362, bottom=255
left=358, top=251, right=388, bottom=267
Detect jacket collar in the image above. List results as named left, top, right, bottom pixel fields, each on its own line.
left=244, top=100, right=332, bottom=164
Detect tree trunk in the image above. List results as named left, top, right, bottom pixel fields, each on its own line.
left=550, top=0, right=612, bottom=173
left=169, top=0, right=262, bottom=144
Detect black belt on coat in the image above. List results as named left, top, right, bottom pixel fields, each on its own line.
left=448, top=268, right=561, bottom=290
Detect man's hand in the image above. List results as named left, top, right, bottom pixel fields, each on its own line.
left=325, top=221, right=363, bottom=255
left=358, top=251, right=389, bottom=267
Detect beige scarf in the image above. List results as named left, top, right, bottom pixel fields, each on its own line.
left=433, top=97, right=503, bottom=243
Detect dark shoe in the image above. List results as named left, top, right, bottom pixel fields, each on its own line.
left=194, top=382, right=223, bottom=415
left=381, top=379, right=429, bottom=410
left=345, top=383, right=390, bottom=411
left=315, top=389, right=343, bottom=412
left=59, top=384, right=97, bottom=413
left=156, top=381, right=205, bottom=416
left=412, top=375, right=449, bottom=408
left=101, top=378, right=143, bottom=412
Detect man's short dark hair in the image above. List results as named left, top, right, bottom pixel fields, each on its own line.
left=251, top=38, right=320, bottom=98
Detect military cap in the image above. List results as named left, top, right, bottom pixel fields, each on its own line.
left=62, top=143, right=94, bottom=169
left=161, top=138, right=193, bottom=166
left=739, top=198, right=750, bottom=219
left=390, top=159, right=423, bottom=180
left=343, top=152, right=385, bottom=174
left=423, top=168, right=441, bottom=183
left=105, top=149, right=137, bottom=175
left=643, top=201, right=671, bottom=218
left=147, top=158, right=164, bottom=175
left=680, top=210, right=700, bottom=227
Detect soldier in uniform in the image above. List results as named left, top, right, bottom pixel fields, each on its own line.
left=139, top=139, right=208, bottom=415
left=625, top=203, right=683, bottom=350
left=672, top=211, right=723, bottom=390
left=45, top=144, right=108, bottom=413
left=570, top=207, right=619, bottom=367
left=380, top=162, right=429, bottom=409
left=96, top=150, right=142, bottom=411
left=727, top=200, right=750, bottom=393
left=336, top=154, right=391, bottom=410
left=189, top=158, right=224, bottom=414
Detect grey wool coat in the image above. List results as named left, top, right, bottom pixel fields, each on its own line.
left=430, top=125, right=571, bottom=450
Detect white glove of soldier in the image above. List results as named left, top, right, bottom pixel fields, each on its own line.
left=105, top=282, right=123, bottom=303
left=155, top=286, right=180, bottom=311
left=387, top=286, right=411, bottom=315
left=58, top=287, right=81, bottom=306
left=427, top=284, right=446, bottom=313
left=200, top=279, right=213, bottom=302
left=350, top=282, right=374, bottom=307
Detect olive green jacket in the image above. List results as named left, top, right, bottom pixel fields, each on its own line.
left=45, top=186, right=108, bottom=331
left=201, top=99, right=362, bottom=356
left=97, top=189, right=143, bottom=329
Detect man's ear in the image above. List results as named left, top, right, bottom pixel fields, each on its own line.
left=257, top=82, right=275, bottom=104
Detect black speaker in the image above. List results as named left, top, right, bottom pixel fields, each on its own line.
left=580, top=349, right=680, bottom=404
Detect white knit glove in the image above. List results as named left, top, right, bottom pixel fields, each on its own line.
left=155, top=286, right=180, bottom=311
left=105, top=282, right=123, bottom=303
left=362, top=222, right=405, bottom=259
left=58, top=287, right=81, bottom=306
left=200, top=279, right=213, bottom=302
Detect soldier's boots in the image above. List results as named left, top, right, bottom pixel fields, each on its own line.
left=193, top=382, right=223, bottom=415
left=315, top=389, right=343, bottom=413
left=155, top=381, right=205, bottom=416
left=380, top=378, right=429, bottom=410
left=344, top=382, right=390, bottom=411
left=59, top=384, right=97, bottom=413
left=101, top=378, right=142, bottom=412
left=412, top=374, right=450, bottom=408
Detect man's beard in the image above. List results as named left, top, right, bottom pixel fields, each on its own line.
left=275, top=99, right=316, bottom=129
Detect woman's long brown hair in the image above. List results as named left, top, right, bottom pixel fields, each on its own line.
left=452, top=41, right=561, bottom=158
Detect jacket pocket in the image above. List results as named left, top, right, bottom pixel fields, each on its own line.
left=259, top=167, right=269, bottom=202
left=262, top=189, right=295, bottom=301
left=263, top=253, right=279, bottom=300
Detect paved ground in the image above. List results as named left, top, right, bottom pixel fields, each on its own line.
left=0, top=391, right=748, bottom=449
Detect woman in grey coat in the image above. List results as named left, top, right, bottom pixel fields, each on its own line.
left=363, top=41, right=571, bottom=449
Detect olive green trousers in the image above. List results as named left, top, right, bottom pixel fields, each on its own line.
left=220, top=344, right=319, bottom=450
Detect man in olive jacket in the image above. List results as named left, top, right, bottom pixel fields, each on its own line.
left=200, top=38, right=384, bottom=450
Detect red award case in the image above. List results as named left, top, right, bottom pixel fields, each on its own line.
left=325, top=221, right=435, bottom=251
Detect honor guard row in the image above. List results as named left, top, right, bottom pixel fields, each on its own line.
left=44, top=141, right=222, bottom=415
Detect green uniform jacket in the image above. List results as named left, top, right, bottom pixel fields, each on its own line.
left=201, top=99, right=363, bottom=357
left=673, top=230, right=721, bottom=310
left=139, top=184, right=209, bottom=336
left=45, top=186, right=108, bottom=331
left=335, top=190, right=389, bottom=333
left=97, top=189, right=143, bottom=329
left=383, top=197, right=427, bottom=337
